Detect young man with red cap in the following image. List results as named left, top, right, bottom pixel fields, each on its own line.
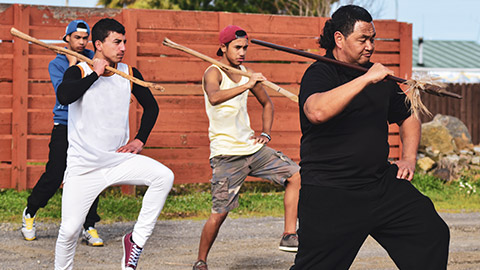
left=21, top=19, right=104, bottom=247
left=192, top=25, right=301, bottom=270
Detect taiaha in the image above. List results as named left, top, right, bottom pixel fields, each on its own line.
left=162, top=37, right=299, bottom=103
left=10, top=27, right=164, bottom=92
left=251, top=39, right=462, bottom=118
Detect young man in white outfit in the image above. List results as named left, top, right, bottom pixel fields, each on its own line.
left=192, top=25, right=301, bottom=270
left=54, top=18, right=174, bottom=270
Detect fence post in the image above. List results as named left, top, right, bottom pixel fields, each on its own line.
left=397, top=22, right=413, bottom=159
left=122, top=9, right=138, bottom=195
left=399, top=22, right=412, bottom=80
left=11, top=4, right=29, bottom=190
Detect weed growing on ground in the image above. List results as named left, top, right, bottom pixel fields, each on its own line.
left=1, top=176, right=479, bottom=223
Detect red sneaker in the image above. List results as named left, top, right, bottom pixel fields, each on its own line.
left=122, top=232, right=143, bottom=270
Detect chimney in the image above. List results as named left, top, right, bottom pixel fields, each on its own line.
left=417, top=37, right=425, bottom=67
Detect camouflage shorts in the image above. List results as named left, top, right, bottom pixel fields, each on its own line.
left=209, top=146, right=300, bottom=214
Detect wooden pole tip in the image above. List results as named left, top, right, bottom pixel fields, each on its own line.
left=152, top=84, right=165, bottom=92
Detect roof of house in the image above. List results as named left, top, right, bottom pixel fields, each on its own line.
left=412, top=40, right=480, bottom=83
left=412, top=40, right=480, bottom=69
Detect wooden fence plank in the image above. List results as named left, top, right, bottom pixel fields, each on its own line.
left=0, top=27, right=14, bottom=40
left=28, top=111, right=53, bottom=134
left=27, top=165, right=44, bottom=188
left=0, top=58, right=13, bottom=80
left=0, top=42, right=13, bottom=55
left=137, top=9, right=219, bottom=30
left=0, top=137, right=12, bottom=161
left=28, top=5, right=122, bottom=27
left=0, top=111, right=12, bottom=135
left=374, top=20, right=401, bottom=39
left=231, top=13, right=327, bottom=36
left=29, top=82, right=51, bottom=95
left=0, top=82, right=12, bottom=95
left=29, top=56, right=51, bottom=80
left=0, top=4, right=14, bottom=25
left=27, top=135, right=50, bottom=160
left=11, top=4, right=29, bottom=190
left=0, top=95, right=12, bottom=109
left=0, top=164, right=12, bottom=188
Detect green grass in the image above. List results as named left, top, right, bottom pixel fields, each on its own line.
left=411, top=171, right=480, bottom=212
left=1, top=174, right=479, bottom=224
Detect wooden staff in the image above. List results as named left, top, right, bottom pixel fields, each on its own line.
left=10, top=27, right=164, bottom=92
left=251, top=39, right=461, bottom=99
left=251, top=38, right=464, bottom=118
left=162, top=37, right=298, bottom=103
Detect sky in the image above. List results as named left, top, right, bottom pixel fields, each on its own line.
left=1, top=0, right=480, bottom=42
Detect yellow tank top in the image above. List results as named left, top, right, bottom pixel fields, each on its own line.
left=203, top=65, right=263, bottom=158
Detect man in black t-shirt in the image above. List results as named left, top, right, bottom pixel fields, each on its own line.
left=291, top=5, right=449, bottom=270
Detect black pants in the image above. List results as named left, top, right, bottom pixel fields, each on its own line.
left=291, top=165, right=450, bottom=270
left=27, top=124, right=100, bottom=229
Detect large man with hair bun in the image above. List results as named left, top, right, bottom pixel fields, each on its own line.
left=291, top=5, right=450, bottom=270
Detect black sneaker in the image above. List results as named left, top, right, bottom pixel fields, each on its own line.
left=279, top=233, right=298, bottom=252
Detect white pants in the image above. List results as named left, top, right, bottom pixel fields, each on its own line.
left=54, top=155, right=174, bottom=270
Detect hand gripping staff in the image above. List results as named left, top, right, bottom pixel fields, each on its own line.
left=162, top=37, right=298, bottom=103
left=251, top=39, right=462, bottom=118
left=10, top=27, right=164, bottom=92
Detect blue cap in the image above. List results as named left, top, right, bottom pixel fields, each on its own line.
left=62, top=20, right=90, bottom=42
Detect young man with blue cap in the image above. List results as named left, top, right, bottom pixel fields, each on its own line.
left=21, top=19, right=104, bottom=247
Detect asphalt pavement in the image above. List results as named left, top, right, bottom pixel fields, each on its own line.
left=1, top=212, right=479, bottom=269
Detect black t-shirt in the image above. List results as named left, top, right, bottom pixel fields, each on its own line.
left=299, top=51, right=411, bottom=188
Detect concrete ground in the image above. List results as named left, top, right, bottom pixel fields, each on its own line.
left=1, top=212, right=479, bottom=269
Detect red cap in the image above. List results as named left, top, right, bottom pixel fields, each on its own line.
left=217, top=25, right=248, bottom=56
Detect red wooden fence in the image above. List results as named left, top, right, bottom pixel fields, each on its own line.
left=0, top=4, right=412, bottom=190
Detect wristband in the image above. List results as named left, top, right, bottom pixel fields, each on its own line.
left=260, top=132, right=271, bottom=141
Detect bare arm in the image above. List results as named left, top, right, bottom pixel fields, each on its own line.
left=394, top=115, right=421, bottom=181
left=248, top=67, right=274, bottom=144
left=304, top=63, right=394, bottom=124
left=203, top=67, right=266, bottom=106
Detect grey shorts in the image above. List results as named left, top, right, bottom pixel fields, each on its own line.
left=209, top=146, right=300, bottom=214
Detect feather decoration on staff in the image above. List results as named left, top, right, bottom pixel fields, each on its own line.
left=10, top=27, right=164, bottom=92
left=251, top=39, right=462, bottom=118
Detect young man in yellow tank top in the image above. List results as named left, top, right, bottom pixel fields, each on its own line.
left=193, top=25, right=301, bottom=270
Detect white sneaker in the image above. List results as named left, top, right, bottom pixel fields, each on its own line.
left=82, top=227, right=104, bottom=246
left=21, top=207, right=36, bottom=241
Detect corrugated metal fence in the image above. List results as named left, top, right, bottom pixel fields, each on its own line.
left=0, top=4, right=412, bottom=190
